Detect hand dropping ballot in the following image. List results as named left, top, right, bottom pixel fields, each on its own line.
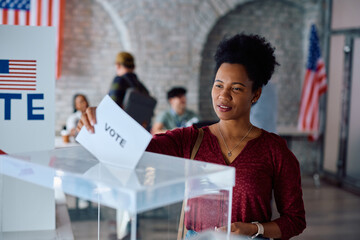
left=76, top=95, right=152, bottom=169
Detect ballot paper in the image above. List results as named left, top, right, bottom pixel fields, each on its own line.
left=76, top=95, right=152, bottom=169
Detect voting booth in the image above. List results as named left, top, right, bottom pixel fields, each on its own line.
left=0, top=25, right=56, bottom=234
left=0, top=146, right=235, bottom=239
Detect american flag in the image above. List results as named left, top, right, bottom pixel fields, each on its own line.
left=0, top=0, right=64, bottom=79
left=298, top=24, right=327, bottom=139
left=0, top=59, right=37, bottom=91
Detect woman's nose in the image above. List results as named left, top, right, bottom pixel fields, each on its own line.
left=219, top=89, right=231, bottom=100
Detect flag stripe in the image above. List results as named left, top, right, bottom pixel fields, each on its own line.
left=41, top=0, right=47, bottom=26
left=9, top=60, right=36, bottom=62
left=8, top=63, right=36, bottom=66
left=14, top=9, right=19, bottom=24
left=48, top=0, right=52, bottom=26
left=30, top=0, right=37, bottom=25
left=3, top=9, right=8, bottom=24
left=9, top=71, right=36, bottom=74
left=0, top=88, right=36, bottom=90
left=319, top=86, right=327, bottom=95
left=0, top=75, right=36, bottom=78
left=52, top=0, right=58, bottom=27
left=25, top=10, right=30, bottom=25
left=304, top=75, right=316, bottom=128
left=9, top=68, right=37, bottom=70
left=0, top=83, right=36, bottom=86
left=8, top=71, right=36, bottom=74
left=18, top=10, right=26, bottom=25
left=56, top=0, right=64, bottom=78
left=310, top=99, right=319, bottom=129
left=298, top=70, right=313, bottom=128
left=7, top=9, right=14, bottom=25
left=0, top=79, right=36, bottom=82
left=37, top=0, right=42, bottom=26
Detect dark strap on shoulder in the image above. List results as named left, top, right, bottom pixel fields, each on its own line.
left=122, top=73, right=149, bottom=95
left=190, top=128, right=204, bottom=160
left=122, top=73, right=136, bottom=88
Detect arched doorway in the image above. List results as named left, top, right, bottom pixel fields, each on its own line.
left=199, top=0, right=305, bottom=127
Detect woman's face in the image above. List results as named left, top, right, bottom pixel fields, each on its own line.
left=75, top=95, right=88, bottom=113
left=211, top=63, right=261, bottom=121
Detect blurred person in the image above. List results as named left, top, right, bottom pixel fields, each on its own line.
left=78, top=33, right=306, bottom=240
left=250, top=82, right=278, bottom=133
left=66, top=93, right=89, bottom=137
left=151, top=87, right=199, bottom=134
left=109, top=51, right=149, bottom=108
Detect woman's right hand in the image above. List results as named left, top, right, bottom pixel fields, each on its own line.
left=76, top=107, right=97, bottom=134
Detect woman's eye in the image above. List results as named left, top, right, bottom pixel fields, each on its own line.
left=233, top=87, right=242, bottom=91
left=215, top=84, right=222, bottom=88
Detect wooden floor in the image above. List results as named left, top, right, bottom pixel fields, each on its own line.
left=292, top=176, right=360, bottom=240
left=70, top=175, right=360, bottom=240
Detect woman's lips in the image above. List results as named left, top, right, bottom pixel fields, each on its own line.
left=217, top=104, right=232, bottom=112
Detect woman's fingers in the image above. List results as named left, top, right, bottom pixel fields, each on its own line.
left=217, top=226, right=226, bottom=232
left=86, top=107, right=97, bottom=126
left=215, top=223, right=236, bottom=232
left=76, top=107, right=97, bottom=133
left=76, top=118, right=84, bottom=132
left=81, top=112, right=94, bottom=133
left=216, top=223, right=247, bottom=235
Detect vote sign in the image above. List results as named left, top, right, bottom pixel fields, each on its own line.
left=0, top=25, right=55, bottom=153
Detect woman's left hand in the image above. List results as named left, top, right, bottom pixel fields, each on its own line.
left=217, top=221, right=257, bottom=236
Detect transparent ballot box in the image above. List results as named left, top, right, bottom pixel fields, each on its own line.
left=0, top=146, right=235, bottom=240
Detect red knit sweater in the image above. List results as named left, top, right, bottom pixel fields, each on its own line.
left=146, top=126, right=306, bottom=239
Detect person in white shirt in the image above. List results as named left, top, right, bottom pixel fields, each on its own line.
left=66, top=94, right=89, bottom=137
left=151, top=87, right=199, bottom=134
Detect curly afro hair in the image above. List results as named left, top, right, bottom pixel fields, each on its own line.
left=214, top=33, right=279, bottom=92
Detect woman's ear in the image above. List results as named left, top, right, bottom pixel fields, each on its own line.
left=252, top=88, right=262, bottom=103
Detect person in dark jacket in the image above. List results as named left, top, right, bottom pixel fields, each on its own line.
left=108, top=51, right=149, bottom=108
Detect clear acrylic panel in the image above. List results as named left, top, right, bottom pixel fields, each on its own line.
left=0, top=146, right=235, bottom=239
left=184, top=189, right=231, bottom=234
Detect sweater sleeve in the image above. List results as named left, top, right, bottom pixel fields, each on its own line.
left=146, top=126, right=196, bottom=159
left=272, top=137, right=306, bottom=240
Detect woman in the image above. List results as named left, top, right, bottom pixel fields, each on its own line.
left=66, top=93, right=89, bottom=137
left=78, top=34, right=306, bottom=239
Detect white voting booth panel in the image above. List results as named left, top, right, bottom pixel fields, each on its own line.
left=0, top=25, right=56, bottom=233
left=0, top=146, right=235, bottom=240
